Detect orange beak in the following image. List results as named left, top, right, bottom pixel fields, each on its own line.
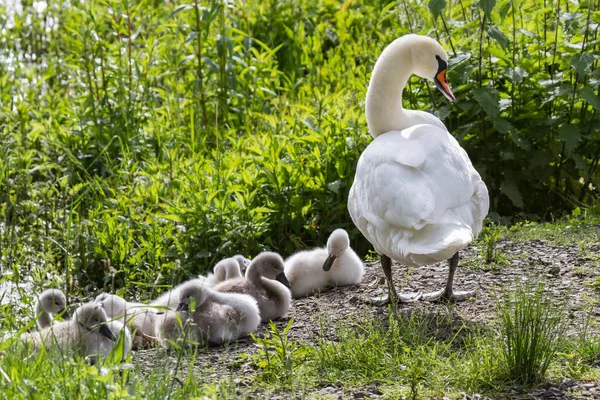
left=434, top=69, right=456, bottom=103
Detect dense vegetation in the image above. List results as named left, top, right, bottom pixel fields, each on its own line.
left=1, top=0, right=599, bottom=295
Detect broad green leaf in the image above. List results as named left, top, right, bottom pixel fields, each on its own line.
left=449, top=52, right=471, bottom=68
left=558, top=124, right=581, bottom=154
left=501, top=178, right=524, bottom=208
left=490, top=115, right=514, bottom=134
left=480, top=0, right=496, bottom=19
left=473, top=87, right=500, bottom=117
left=570, top=53, right=594, bottom=77
left=487, top=26, right=509, bottom=50
left=429, top=0, right=446, bottom=20
left=578, top=87, right=600, bottom=110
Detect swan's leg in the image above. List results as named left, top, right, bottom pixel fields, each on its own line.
left=368, top=255, right=422, bottom=306
left=422, top=252, right=475, bottom=302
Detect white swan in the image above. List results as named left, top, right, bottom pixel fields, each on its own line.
left=24, top=302, right=119, bottom=358
left=215, top=252, right=291, bottom=322
left=95, top=293, right=159, bottom=349
left=157, top=281, right=260, bottom=346
left=284, top=229, right=365, bottom=298
left=34, top=289, right=69, bottom=329
left=348, top=34, right=489, bottom=304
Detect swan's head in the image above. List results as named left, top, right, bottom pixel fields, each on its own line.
left=323, top=229, right=350, bottom=271
left=177, top=282, right=209, bottom=312
left=404, top=35, right=455, bottom=102
left=94, top=293, right=126, bottom=317
left=74, top=303, right=116, bottom=341
left=247, top=252, right=291, bottom=289
left=38, top=289, right=69, bottom=319
left=233, top=254, right=251, bottom=273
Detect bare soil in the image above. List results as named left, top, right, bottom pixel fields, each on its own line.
left=134, top=239, right=600, bottom=399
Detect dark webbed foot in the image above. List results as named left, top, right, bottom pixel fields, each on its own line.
left=421, top=252, right=475, bottom=302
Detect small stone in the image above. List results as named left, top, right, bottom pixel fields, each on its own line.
left=548, top=266, right=561, bottom=276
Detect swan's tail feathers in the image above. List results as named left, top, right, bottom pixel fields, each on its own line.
left=471, top=174, right=490, bottom=238
left=399, top=224, right=473, bottom=265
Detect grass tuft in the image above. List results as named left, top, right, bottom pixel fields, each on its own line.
left=497, top=281, right=566, bottom=385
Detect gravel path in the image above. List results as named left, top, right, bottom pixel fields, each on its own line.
left=134, top=239, right=600, bottom=399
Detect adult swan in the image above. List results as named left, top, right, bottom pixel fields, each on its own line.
left=348, top=34, right=489, bottom=304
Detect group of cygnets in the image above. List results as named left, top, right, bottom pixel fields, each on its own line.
left=22, top=228, right=364, bottom=362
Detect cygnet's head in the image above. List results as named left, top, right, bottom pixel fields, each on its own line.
left=247, top=252, right=291, bottom=289
left=94, top=293, right=126, bottom=317
left=233, top=254, right=251, bottom=273
left=323, top=229, right=350, bottom=271
left=74, top=303, right=116, bottom=341
left=176, top=282, right=210, bottom=312
left=38, top=289, right=69, bottom=319
left=397, top=35, right=455, bottom=102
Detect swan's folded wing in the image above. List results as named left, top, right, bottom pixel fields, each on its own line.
left=354, top=135, right=436, bottom=231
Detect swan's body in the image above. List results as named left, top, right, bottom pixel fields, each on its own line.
left=284, top=229, right=365, bottom=298
left=348, top=34, right=489, bottom=303
left=24, top=303, right=118, bottom=358
left=158, top=281, right=260, bottom=346
left=34, top=289, right=69, bottom=329
left=215, top=252, right=291, bottom=322
left=95, top=293, right=159, bottom=348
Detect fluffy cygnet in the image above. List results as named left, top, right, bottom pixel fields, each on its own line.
left=34, top=289, right=70, bottom=329
left=215, top=252, right=291, bottom=322
left=284, top=228, right=364, bottom=298
left=95, top=293, right=159, bottom=349
left=24, top=302, right=118, bottom=358
left=157, top=281, right=260, bottom=346
left=151, top=277, right=209, bottom=310
left=205, top=257, right=244, bottom=286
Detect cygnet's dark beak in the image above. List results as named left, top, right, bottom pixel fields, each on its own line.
left=59, top=309, right=70, bottom=320
left=322, top=254, right=337, bottom=271
left=433, top=55, right=456, bottom=103
left=99, top=324, right=117, bottom=341
left=276, top=272, right=291, bottom=289
left=176, top=302, right=189, bottom=312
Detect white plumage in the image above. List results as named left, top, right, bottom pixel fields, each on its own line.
left=348, top=34, right=489, bottom=303
left=284, top=229, right=365, bottom=298
left=348, top=124, right=488, bottom=266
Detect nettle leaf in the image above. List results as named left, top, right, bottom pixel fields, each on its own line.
left=501, top=178, right=524, bottom=208
left=473, top=87, right=500, bottom=117
left=490, top=115, right=514, bottom=134
left=507, top=66, right=528, bottom=84
left=558, top=124, right=581, bottom=154
left=578, top=87, right=600, bottom=110
left=570, top=53, right=594, bottom=77
left=487, top=26, right=509, bottom=50
left=480, top=0, right=496, bottom=19
left=429, top=0, right=447, bottom=20
left=449, top=52, right=471, bottom=68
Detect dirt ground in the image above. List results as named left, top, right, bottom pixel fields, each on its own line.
left=134, top=239, right=600, bottom=399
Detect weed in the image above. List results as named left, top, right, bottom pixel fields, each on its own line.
left=497, top=282, right=566, bottom=385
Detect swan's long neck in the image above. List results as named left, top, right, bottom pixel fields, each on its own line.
left=366, top=40, right=415, bottom=137
left=35, top=300, right=52, bottom=329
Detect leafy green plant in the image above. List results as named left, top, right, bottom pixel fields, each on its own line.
left=480, top=224, right=508, bottom=267
left=497, top=282, right=566, bottom=384
left=250, top=319, right=307, bottom=385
